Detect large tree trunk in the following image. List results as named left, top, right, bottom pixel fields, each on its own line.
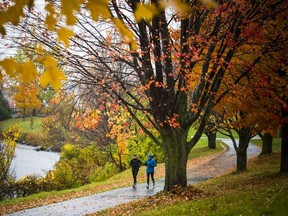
left=235, top=127, right=251, bottom=172
left=160, top=128, right=189, bottom=191
left=259, top=133, right=273, bottom=155
left=236, top=150, right=247, bottom=172
left=280, top=107, right=288, bottom=172
left=205, top=131, right=217, bottom=149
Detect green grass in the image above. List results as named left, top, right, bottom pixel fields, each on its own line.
left=188, top=127, right=239, bottom=139
left=188, top=139, right=224, bottom=160
left=0, top=117, right=43, bottom=133
left=251, top=137, right=281, bottom=152
left=132, top=139, right=287, bottom=216
left=138, top=182, right=288, bottom=216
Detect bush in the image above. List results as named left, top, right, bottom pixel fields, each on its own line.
left=40, top=116, right=66, bottom=151
left=51, top=144, right=107, bottom=189
left=90, top=163, right=119, bottom=182
left=14, top=176, right=39, bottom=197
left=0, top=125, right=22, bottom=200
left=126, top=134, right=164, bottom=165
left=3, top=174, right=58, bottom=199
left=24, top=132, right=45, bottom=146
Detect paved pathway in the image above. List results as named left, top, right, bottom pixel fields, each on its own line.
left=9, top=139, right=261, bottom=216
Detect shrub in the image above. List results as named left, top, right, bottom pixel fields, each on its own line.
left=51, top=144, right=107, bottom=189
left=14, top=176, right=39, bottom=197
left=24, top=132, right=45, bottom=146
left=0, top=125, right=22, bottom=200
left=90, top=163, right=119, bottom=182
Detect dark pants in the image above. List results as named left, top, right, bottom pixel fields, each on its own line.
left=132, top=169, right=139, bottom=184
left=147, top=172, right=155, bottom=185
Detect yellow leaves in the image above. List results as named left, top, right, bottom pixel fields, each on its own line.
left=57, top=28, right=74, bottom=47
left=0, top=55, right=65, bottom=89
left=0, top=0, right=33, bottom=35
left=61, top=0, right=85, bottom=25
left=200, top=0, right=219, bottom=9
left=14, top=82, right=42, bottom=110
left=0, top=58, right=18, bottom=77
left=86, top=0, right=110, bottom=21
left=18, top=61, right=38, bottom=82
left=45, top=3, right=57, bottom=31
left=0, top=58, right=37, bottom=82
left=134, top=3, right=159, bottom=23
left=113, top=18, right=137, bottom=50
left=39, top=55, right=66, bottom=89
left=3, top=124, right=23, bottom=142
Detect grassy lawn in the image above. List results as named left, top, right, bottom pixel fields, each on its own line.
left=188, top=139, right=224, bottom=160
left=188, top=127, right=239, bottom=139
left=135, top=153, right=287, bottom=216
left=251, top=137, right=281, bottom=152
left=95, top=138, right=287, bottom=216
left=0, top=117, right=44, bottom=133
left=0, top=139, right=223, bottom=214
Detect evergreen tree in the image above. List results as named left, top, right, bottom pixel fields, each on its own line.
left=0, top=90, right=12, bottom=121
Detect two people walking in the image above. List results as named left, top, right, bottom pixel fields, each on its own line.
left=130, top=154, right=157, bottom=188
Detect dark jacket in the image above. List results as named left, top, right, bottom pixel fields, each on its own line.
left=130, top=158, right=141, bottom=170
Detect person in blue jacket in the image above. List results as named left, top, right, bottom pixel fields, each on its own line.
left=145, top=154, right=157, bottom=188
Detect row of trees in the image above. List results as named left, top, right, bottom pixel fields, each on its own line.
left=0, top=0, right=287, bottom=191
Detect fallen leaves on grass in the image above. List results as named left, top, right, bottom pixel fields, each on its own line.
left=92, top=185, right=206, bottom=216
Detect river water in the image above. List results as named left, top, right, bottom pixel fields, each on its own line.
left=10, top=144, right=60, bottom=180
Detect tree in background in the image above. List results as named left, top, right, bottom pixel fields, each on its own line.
left=0, top=89, right=12, bottom=121
left=214, top=68, right=287, bottom=172
left=13, top=82, right=42, bottom=119
left=75, top=99, right=163, bottom=171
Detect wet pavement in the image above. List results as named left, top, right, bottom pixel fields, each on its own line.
left=8, top=138, right=261, bottom=216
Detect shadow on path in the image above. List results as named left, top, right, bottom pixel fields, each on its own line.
left=9, top=139, right=261, bottom=216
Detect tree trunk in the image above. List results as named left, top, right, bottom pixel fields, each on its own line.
left=235, top=127, right=251, bottom=172
left=206, top=131, right=217, bottom=149
left=32, top=108, right=36, bottom=116
left=23, top=108, right=26, bottom=121
left=236, top=150, right=247, bottom=172
left=260, top=133, right=273, bottom=155
left=280, top=107, right=288, bottom=172
left=160, top=128, right=189, bottom=191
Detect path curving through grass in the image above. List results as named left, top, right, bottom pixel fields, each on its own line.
left=7, top=139, right=261, bottom=216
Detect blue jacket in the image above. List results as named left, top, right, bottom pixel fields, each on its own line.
left=145, top=158, right=157, bottom=173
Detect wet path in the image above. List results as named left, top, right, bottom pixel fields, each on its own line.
left=9, top=139, right=261, bottom=216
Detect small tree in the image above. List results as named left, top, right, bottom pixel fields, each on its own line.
left=0, top=125, right=22, bottom=200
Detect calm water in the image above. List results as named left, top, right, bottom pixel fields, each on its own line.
left=10, top=144, right=60, bottom=180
